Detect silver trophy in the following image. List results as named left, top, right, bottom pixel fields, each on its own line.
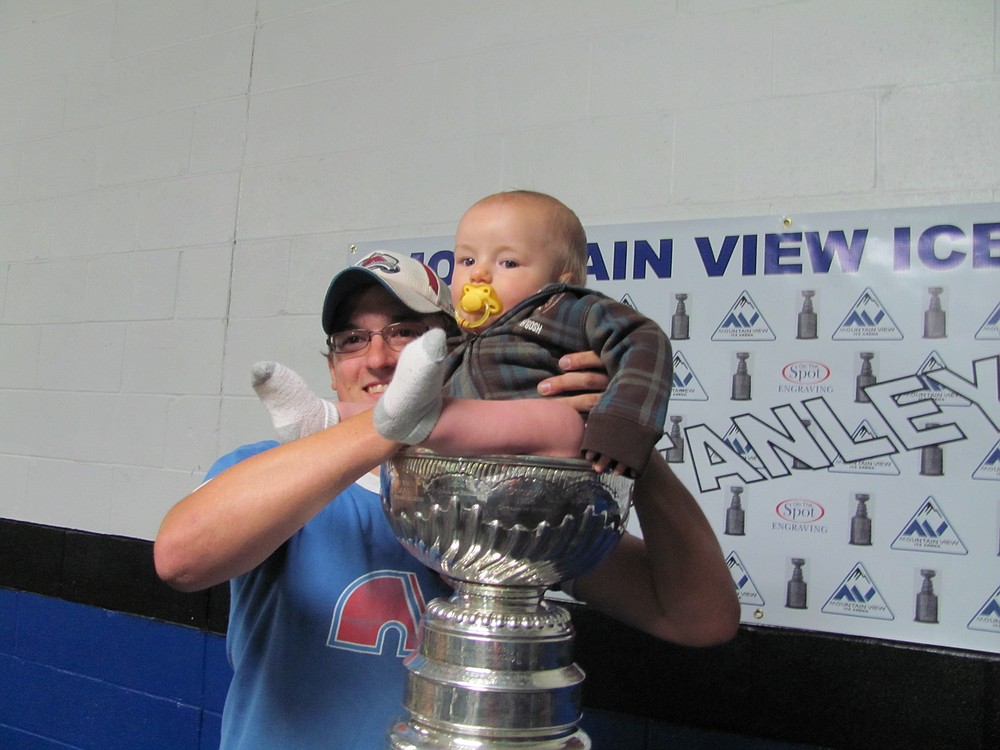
left=381, top=449, right=634, bottom=749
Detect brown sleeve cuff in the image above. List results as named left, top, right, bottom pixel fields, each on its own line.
left=580, top=412, right=661, bottom=477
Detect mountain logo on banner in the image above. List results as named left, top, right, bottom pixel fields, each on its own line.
left=972, top=436, right=1000, bottom=481
left=670, top=350, right=709, bottom=401
left=722, top=424, right=764, bottom=470
left=619, top=293, right=638, bottom=310
left=828, top=420, right=900, bottom=476
left=891, top=496, right=968, bottom=555
left=912, top=352, right=972, bottom=407
left=821, top=563, right=894, bottom=620
left=974, top=300, right=1000, bottom=340
left=967, top=584, right=1000, bottom=633
left=727, top=551, right=764, bottom=606
left=712, top=291, right=775, bottom=341
left=832, top=287, right=903, bottom=340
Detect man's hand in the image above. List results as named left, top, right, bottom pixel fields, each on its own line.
left=536, top=351, right=608, bottom=414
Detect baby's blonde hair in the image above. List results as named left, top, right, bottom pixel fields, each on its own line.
left=472, top=190, right=588, bottom=285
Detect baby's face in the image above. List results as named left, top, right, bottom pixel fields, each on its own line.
left=452, top=200, right=568, bottom=328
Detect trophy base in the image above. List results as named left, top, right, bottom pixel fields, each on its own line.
left=388, top=719, right=590, bottom=749
left=387, top=582, right=591, bottom=750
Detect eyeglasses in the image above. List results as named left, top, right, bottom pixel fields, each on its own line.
left=327, top=321, right=431, bottom=356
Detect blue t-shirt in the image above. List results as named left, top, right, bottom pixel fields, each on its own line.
left=208, top=441, right=452, bottom=749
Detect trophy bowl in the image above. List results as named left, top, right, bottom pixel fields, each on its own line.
left=381, top=448, right=634, bottom=588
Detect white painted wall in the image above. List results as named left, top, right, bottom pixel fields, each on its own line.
left=1, top=0, right=997, bottom=540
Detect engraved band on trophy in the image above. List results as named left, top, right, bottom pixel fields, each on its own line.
left=381, top=449, right=635, bottom=749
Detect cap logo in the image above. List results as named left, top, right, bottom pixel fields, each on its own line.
left=422, top=265, right=441, bottom=295
left=358, top=252, right=402, bottom=274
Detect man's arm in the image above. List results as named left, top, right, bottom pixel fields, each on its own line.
left=571, top=451, right=740, bottom=646
left=156, top=348, right=605, bottom=594
left=154, top=410, right=400, bottom=592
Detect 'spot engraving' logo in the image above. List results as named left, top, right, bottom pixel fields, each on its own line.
left=781, top=361, right=831, bottom=385
left=775, top=499, right=826, bottom=523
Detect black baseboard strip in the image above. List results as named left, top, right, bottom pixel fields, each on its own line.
left=568, top=602, right=1000, bottom=749
left=3, top=517, right=998, bottom=749
left=0, top=517, right=229, bottom=634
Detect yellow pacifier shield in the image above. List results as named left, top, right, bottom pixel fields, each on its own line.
left=457, top=283, right=503, bottom=329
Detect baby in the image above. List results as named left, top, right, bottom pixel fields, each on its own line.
left=257, top=191, right=673, bottom=477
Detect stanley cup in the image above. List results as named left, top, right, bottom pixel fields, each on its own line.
left=381, top=449, right=635, bottom=749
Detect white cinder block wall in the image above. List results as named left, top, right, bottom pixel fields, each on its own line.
left=1, top=0, right=997, bottom=540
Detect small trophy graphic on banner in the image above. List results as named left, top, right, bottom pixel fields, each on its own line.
left=664, top=415, right=685, bottom=463
left=920, top=426, right=944, bottom=476
left=855, top=352, right=876, bottom=403
left=797, top=290, right=818, bottom=339
left=725, top=486, right=746, bottom=536
left=786, top=558, right=808, bottom=609
left=923, top=287, right=947, bottom=339
left=731, top=352, right=752, bottom=401
left=915, top=569, right=939, bottom=623
left=671, top=293, right=690, bottom=340
left=850, top=493, right=872, bottom=546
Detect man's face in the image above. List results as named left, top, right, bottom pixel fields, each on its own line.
left=327, top=284, right=436, bottom=404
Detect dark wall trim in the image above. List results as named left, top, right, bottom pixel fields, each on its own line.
left=0, top=518, right=228, bottom=634
left=570, top=604, right=1000, bottom=749
left=3, top=518, right=998, bottom=749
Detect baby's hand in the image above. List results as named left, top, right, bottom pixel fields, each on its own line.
left=584, top=450, right=636, bottom=478
left=251, top=361, right=340, bottom=443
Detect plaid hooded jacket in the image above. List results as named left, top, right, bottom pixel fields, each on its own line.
left=443, top=283, right=673, bottom=476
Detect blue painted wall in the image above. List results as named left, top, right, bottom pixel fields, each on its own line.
left=0, top=588, right=826, bottom=750
left=0, top=589, right=230, bottom=750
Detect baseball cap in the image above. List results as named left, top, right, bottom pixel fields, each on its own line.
left=322, top=251, right=453, bottom=334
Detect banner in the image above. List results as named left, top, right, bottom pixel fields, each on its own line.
left=359, top=203, right=1000, bottom=653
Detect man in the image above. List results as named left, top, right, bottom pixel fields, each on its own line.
left=155, top=251, right=738, bottom=749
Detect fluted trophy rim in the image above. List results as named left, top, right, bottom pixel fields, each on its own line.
left=381, top=447, right=634, bottom=588
left=396, top=446, right=597, bottom=469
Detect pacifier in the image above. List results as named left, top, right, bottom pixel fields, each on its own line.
left=456, top=283, right=503, bottom=329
